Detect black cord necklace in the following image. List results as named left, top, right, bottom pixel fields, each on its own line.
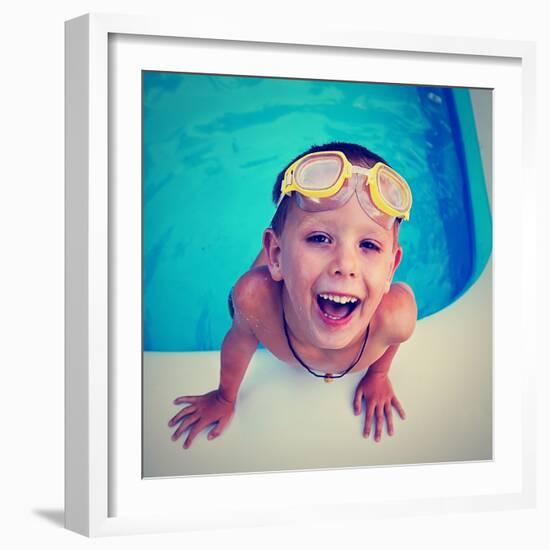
left=282, top=309, right=370, bottom=383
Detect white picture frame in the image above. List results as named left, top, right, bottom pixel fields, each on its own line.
left=65, top=12, right=536, bottom=537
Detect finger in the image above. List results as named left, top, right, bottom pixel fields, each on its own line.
left=374, top=406, right=384, bottom=442
left=171, top=413, right=199, bottom=441
left=384, top=403, right=394, bottom=436
left=183, top=419, right=209, bottom=449
left=173, top=395, right=198, bottom=405
left=391, top=396, right=406, bottom=419
left=363, top=402, right=375, bottom=438
left=207, top=414, right=233, bottom=441
left=353, top=386, right=363, bottom=416
left=168, top=405, right=197, bottom=427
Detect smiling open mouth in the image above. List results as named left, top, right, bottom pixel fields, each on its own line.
left=317, top=293, right=361, bottom=321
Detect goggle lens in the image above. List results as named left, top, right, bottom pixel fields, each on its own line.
left=374, top=167, right=411, bottom=214
left=357, top=182, right=396, bottom=231
left=294, top=155, right=343, bottom=191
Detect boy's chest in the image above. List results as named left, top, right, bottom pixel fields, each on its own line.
left=257, top=320, right=389, bottom=377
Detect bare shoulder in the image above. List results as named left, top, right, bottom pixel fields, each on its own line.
left=374, top=282, right=418, bottom=345
left=231, top=265, right=281, bottom=324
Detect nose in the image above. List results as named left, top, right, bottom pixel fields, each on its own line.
left=329, top=242, right=357, bottom=278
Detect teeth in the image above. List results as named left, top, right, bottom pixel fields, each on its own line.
left=319, top=293, right=359, bottom=304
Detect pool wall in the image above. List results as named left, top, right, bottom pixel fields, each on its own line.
left=449, top=88, right=492, bottom=295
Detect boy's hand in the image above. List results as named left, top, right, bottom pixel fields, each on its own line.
left=353, top=371, right=405, bottom=442
left=168, top=390, right=235, bottom=449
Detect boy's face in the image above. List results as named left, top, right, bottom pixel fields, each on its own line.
left=265, top=194, right=402, bottom=350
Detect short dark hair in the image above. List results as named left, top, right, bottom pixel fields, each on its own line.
left=270, top=141, right=393, bottom=237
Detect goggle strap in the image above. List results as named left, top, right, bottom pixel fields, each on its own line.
left=351, top=166, right=370, bottom=176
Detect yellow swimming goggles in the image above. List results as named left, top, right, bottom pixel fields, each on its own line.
left=277, top=151, right=412, bottom=229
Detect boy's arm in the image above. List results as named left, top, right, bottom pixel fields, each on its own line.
left=218, top=314, right=260, bottom=403
left=366, top=342, right=401, bottom=376
left=353, top=283, right=417, bottom=442
left=169, top=275, right=260, bottom=448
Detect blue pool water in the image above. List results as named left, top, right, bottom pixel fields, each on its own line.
left=143, top=72, right=492, bottom=352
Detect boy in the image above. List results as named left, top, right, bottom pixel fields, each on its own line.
left=168, top=142, right=417, bottom=449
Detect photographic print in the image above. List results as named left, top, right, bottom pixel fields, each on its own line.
left=142, top=71, right=492, bottom=478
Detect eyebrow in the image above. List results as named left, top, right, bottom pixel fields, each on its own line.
left=295, top=218, right=335, bottom=233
